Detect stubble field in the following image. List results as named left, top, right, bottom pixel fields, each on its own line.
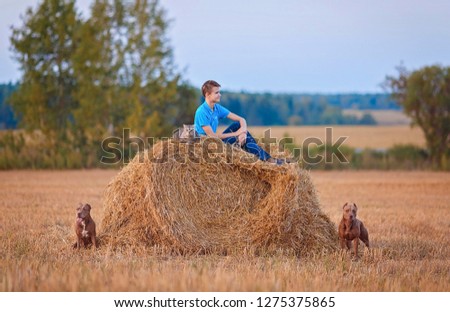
left=245, top=125, right=425, bottom=149
left=1, top=169, right=448, bottom=291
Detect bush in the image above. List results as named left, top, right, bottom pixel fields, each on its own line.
left=282, top=137, right=438, bottom=170
left=387, top=144, right=429, bottom=170
left=0, top=130, right=447, bottom=171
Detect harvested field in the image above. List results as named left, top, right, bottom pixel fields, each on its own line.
left=221, top=125, right=426, bottom=149
left=342, top=109, right=411, bottom=125
left=0, top=169, right=449, bottom=291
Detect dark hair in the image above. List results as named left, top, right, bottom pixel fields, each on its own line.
left=201, top=80, right=221, bottom=97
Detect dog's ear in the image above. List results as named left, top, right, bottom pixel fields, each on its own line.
left=342, top=202, right=348, bottom=210
left=354, top=203, right=358, bottom=212
left=78, top=202, right=83, bottom=209
left=84, top=203, right=92, bottom=211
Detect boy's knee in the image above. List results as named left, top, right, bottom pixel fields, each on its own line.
left=223, top=122, right=241, bottom=134
left=231, top=121, right=240, bottom=128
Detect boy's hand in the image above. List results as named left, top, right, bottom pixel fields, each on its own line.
left=238, top=132, right=247, bottom=145
left=236, top=127, right=247, bottom=136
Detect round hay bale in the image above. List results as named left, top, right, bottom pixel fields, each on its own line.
left=100, top=139, right=338, bottom=255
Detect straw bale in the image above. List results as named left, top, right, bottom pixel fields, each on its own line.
left=100, top=139, right=338, bottom=255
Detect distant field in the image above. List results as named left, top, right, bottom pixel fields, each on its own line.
left=342, top=109, right=411, bottom=125
left=1, top=170, right=449, bottom=291
left=2, top=124, right=425, bottom=151
left=242, top=125, right=425, bottom=149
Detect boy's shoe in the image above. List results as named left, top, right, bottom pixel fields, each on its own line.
left=267, top=157, right=284, bottom=165
left=268, top=158, right=297, bottom=165
left=276, top=158, right=285, bottom=165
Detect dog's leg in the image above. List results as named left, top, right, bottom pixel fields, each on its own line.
left=91, top=234, right=97, bottom=249
left=360, top=237, right=370, bottom=249
left=360, top=225, right=370, bottom=248
left=83, top=238, right=90, bottom=249
left=353, top=239, right=359, bottom=257
left=340, top=237, right=347, bottom=249
left=346, top=239, right=352, bottom=250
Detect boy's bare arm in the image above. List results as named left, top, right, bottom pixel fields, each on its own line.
left=227, top=112, right=247, bottom=133
left=202, top=125, right=244, bottom=139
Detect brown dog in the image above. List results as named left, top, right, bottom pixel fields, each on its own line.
left=338, top=202, right=369, bottom=256
left=73, top=203, right=98, bottom=249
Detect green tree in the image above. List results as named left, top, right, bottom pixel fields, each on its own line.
left=10, top=0, right=80, bottom=137
left=385, top=65, right=450, bottom=169
left=124, top=0, right=189, bottom=137
left=69, top=0, right=125, bottom=165
left=71, top=0, right=128, bottom=165
left=9, top=0, right=197, bottom=168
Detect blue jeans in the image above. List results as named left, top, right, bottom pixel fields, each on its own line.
left=221, top=122, right=272, bottom=161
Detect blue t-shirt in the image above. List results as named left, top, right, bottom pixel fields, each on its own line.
left=194, top=101, right=230, bottom=135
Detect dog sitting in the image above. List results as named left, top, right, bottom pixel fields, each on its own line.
left=73, top=203, right=98, bottom=249
left=338, top=202, right=369, bottom=256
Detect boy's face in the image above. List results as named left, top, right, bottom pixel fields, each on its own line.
left=206, top=86, right=221, bottom=104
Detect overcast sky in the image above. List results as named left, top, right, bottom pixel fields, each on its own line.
left=1, top=0, right=450, bottom=93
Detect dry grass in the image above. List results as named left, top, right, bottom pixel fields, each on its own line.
left=1, top=169, right=449, bottom=291
left=221, top=125, right=426, bottom=149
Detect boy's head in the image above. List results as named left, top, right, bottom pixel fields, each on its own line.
left=202, top=80, right=221, bottom=97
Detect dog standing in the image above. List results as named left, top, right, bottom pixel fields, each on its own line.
left=73, top=203, right=98, bottom=249
left=338, top=202, right=369, bottom=256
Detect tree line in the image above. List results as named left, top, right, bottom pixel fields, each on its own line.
left=222, top=92, right=381, bottom=126
left=3, top=78, right=392, bottom=130
left=1, top=0, right=448, bottom=169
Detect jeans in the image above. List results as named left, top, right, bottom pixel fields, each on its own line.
left=221, top=122, right=272, bottom=161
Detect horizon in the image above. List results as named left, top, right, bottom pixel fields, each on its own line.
left=0, top=80, right=395, bottom=96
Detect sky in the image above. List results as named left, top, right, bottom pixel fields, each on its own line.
left=1, top=0, right=450, bottom=93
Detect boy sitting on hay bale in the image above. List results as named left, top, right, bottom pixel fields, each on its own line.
left=195, top=80, right=288, bottom=165
left=100, top=82, right=338, bottom=254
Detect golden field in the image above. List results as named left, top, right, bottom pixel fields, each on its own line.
left=1, top=169, right=449, bottom=291
left=342, top=109, right=411, bottom=125
left=239, top=125, right=426, bottom=149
